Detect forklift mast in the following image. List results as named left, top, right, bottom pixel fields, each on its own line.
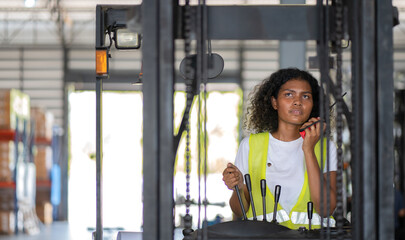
left=95, top=1, right=397, bottom=240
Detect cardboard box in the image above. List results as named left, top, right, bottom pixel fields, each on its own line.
left=0, top=168, right=11, bottom=182
left=0, top=189, right=14, bottom=211
left=0, top=89, right=30, bottom=130
left=0, top=141, right=15, bottom=182
left=36, top=188, right=50, bottom=204
left=0, top=210, right=15, bottom=235
left=0, top=160, right=12, bottom=182
left=34, top=146, right=52, bottom=180
left=0, top=141, right=14, bottom=162
left=30, top=107, right=53, bottom=140
left=36, top=201, right=52, bottom=225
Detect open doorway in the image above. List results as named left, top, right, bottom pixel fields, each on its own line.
left=68, top=91, right=143, bottom=237
left=67, top=89, right=241, bottom=236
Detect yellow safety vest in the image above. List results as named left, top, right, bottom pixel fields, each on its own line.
left=246, top=132, right=335, bottom=229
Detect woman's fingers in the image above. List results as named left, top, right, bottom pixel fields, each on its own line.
left=302, top=118, right=327, bottom=151
left=224, top=175, right=240, bottom=190
left=303, top=118, right=326, bottom=144
left=301, top=117, right=326, bottom=133
left=222, top=163, right=243, bottom=190
left=300, top=117, right=320, bottom=131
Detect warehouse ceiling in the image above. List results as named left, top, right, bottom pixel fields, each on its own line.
left=0, top=0, right=403, bottom=126
left=0, top=0, right=403, bottom=48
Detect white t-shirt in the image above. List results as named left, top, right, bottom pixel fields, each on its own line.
left=234, top=133, right=337, bottom=214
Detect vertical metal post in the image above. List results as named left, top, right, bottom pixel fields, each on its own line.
left=95, top=77, right=103, bottom=240
left=316, top=0, right=329, bottom=234
left=376, top=0, right=395, bottom=239
left=279, top=0, right=306, bottom=70
left=349, top=0, right=361, bottom=238
left=95, top=5, right=104, bottom=240
left=143, top=0, right=175, bottom=239
left=351, top=0, right=378, bottom=239
left=96, top=6, right=105, bottom=48
left=19, top=48, right=24, bottom=91
left=142, top=0, right=159, bottom=238
left=60, top=46, right=69, bottom=221
left=396, top=91, right=405, bottom=192
left=279, top=41, right=306, bottom=69
left=361, top=1, right=376, bottom=239
left=159, top=0, right=175, bottom=239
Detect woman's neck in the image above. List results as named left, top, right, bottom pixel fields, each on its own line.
left=272, top=123, right=301, bottom=142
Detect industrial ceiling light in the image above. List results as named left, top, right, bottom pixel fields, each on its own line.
left=24, top=0, right=36, bottom=8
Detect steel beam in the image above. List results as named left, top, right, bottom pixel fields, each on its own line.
left=350, top=0, right=394, bottom=239
left=0, top=5, right=341, bottom=45
left=142, top=1, right=159, bottom=239
left=60, top=47, right=69, bottom=221
left=395, top=91, right=405, bottom=192
left=95, top=6, right=104, bottom=240
left=205, top=5, right=318, bottom=40
left=142, top=0, right=175, bottom=239
left=351, top=0, right=377, bottom=238
left=376, top=0, right=395, bottom=239
left=279, top=0, right=306, bottom=69
left=158, top=0, right=175, bottom=239
left=95, top=77, right=103, bottom=240
left=126, top=5, right=329, bottom=40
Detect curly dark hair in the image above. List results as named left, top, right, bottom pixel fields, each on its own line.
left=244, top=68, right=320, bottom=134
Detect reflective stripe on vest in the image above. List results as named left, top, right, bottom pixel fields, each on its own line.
left=249, top=211, right=336, bottom=227
left=248, top=209, right=290, bottom=223
left=246, top=132, right=334, bottom=229
left=291, top=212, right=336, bottom=227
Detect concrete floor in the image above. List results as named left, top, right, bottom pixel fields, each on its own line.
left=0, top=222, right=94, bottom=240
left=0, top=222, right=184, bottom=240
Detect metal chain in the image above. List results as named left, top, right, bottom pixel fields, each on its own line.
left=334, top=0, right=344, bottom=238
left=183, top=0, right=195, bottom=239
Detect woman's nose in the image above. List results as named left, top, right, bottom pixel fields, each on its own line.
left=293, top=98, right=302, bottom=106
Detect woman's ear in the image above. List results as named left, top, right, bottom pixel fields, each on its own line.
left=271, top=96, right=277, bottom=110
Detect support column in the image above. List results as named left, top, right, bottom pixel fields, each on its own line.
left=376, top=0, right=394, bottom=239
left=142, top=1, right=175, bottom=239
left=279, top=0, right=306, bottom=69
left=350, top=0, right=394, bottom=239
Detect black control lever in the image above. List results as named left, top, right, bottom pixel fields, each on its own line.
left=272, top=185, right=281, bottom=223
left=260, top=179, right=267, bottom=222
left=234, top=186, right=247, bottom=220
left=244, top=174, right=257, bottom=220
left=307, top=201, right=313, bottom=230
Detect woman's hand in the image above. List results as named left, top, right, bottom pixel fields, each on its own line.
left=224, top=163, right=251, bottom=217
left=301, top=117, right=325, bottom=152
left=222, top=163, right=244, bottom=190
left=301, top=117, right=336, bottom=216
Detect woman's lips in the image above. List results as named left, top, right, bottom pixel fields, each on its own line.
left=289, top=109, right=302, bottom=115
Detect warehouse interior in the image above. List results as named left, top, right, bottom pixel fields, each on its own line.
left=0, top=0, right=404, bottom=240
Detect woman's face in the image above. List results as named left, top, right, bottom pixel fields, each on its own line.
left=271, top=78, right=313, bottom=127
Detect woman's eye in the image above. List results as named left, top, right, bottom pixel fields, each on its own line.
left=303, top=95, right=311, bottom=99
left=285, top=93, right=292, bottom=97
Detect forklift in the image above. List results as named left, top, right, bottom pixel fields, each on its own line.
left=94, top=1, right=399, bottom=240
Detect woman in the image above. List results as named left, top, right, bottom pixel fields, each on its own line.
left=222, top=68, right=337, bottom=229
